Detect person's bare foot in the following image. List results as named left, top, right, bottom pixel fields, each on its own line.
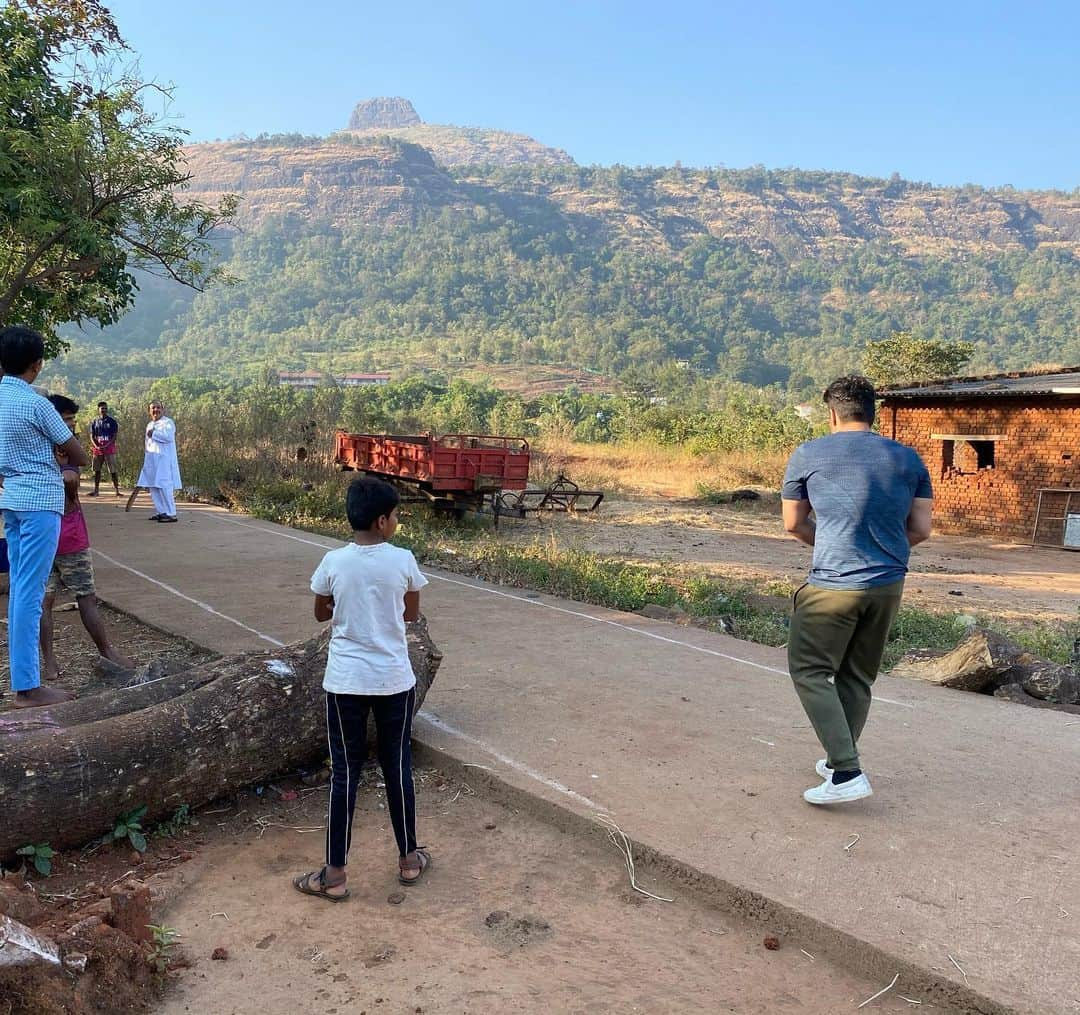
left=12, top=685, right=76, bottom=708
left=104, top=650, right=136, bottom=671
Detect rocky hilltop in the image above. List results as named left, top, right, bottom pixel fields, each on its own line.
left=348, top=97, right=422, bottom=130
left=337, top=96, right=573, bottom=168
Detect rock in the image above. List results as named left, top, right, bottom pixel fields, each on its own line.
left=763, top=935, right=780, bottom=951
left=348, top=97, right=422, bottom=130
left=637, top=604, right=690, bottom=624
left=994, top=683, right=1035, bottom=704
left=109, top=883, right=153, bottom=944
left=63, top=915, right=104, bottom=938
left=0, top=880, right=46, bottom=926
left=211, top=947, right=229, bottom=961
left=0, top=914, right=64, bottom=970
left=889, top=629, right=1025, bottom=693
left=484, top=823, right=497, bottom=831
left=386, top=892, right=405, bottom=906
left=485, top=910, right=510, bottom=927
left=76, top=898, right=113, bottom=919
left=705, top=488, right=761, bottom=504
left=1021, top=660, right=1080, bottom=704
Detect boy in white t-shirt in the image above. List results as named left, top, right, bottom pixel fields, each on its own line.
left=294, top=477, right=430, bottom=902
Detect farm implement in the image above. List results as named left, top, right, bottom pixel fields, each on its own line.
left=333, top=431, right=603, bottom=523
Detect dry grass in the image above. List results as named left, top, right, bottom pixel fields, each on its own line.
left=530, top=439, right=788, bottom=499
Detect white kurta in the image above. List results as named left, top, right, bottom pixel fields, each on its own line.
left=137, top=417, right=182, bottom=491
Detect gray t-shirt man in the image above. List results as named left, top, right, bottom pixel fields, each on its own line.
left=781, top=374, right=933, bottom=806
left=782, top=431, right=933, bottom=590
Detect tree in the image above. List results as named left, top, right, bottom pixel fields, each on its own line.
left=862, top=332, right=975, bottom=388
left=0, top=0, right=237, bottom=355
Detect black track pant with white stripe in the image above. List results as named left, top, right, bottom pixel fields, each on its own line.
left=325, top=688, right=417, bottom=868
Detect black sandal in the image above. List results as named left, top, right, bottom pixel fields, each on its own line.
left=293, top=866, right=350, bottom=902
left=399, top=847, right=431, bottom=886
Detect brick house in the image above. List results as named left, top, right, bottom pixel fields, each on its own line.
left=879, top=368, right=1080, bottom=545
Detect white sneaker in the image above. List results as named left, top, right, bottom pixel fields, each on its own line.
left=815, top=758, right=832, bottom=780
left=803, top=773, right=873, bottom=805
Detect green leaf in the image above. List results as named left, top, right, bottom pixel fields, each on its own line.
left=130, top=805, right=148, bottom=822
left=33, top=855, right=52, bottom=876
left=16, top=844, right=34, bottom=856
left=128, top=830, right=147, bottom=853
left=113, top=822, right=128, bottom=839
left=37, top=845, right=55, bottom=858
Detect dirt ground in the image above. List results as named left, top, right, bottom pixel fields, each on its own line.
left=157, top=771, right=919, bottom=1015
left=0, top=592, right=211, bottom=709
left=500, top=495, right=1080, bottom=623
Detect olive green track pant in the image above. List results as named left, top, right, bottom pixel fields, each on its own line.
left=787, top=580, right=904, bottom=772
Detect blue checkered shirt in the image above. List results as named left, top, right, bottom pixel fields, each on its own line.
left=0, top=375, right=73, bottom=515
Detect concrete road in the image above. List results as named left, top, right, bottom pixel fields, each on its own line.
left=86, top=499, right=1080, bottom=1014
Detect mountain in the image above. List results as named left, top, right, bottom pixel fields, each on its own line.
left=340, top=96, right=573, bottom=168
left=54, top=100, right=1080, bottom=398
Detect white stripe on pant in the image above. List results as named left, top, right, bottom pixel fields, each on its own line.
left=324, top=687, right=417, bottom=867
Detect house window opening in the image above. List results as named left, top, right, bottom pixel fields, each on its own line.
left=942, top=440, right=955, bottom=473
left=969, top=440, right=995, bottom=470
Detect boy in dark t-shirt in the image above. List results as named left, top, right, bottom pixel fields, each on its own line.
left=782, top=375, right=932, bottom=806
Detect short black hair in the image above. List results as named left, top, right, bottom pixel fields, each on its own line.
left=47, top=394, right=79, bottom=416
left=823, top=375, right=876, bottom=424
left=97, top=401, right=108, bottom=409
left=0, top=326, right=46, bottom=375
left=346, top=476, right=400, bottom=531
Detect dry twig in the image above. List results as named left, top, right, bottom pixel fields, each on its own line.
left=597, top=815, right=674, bottom=903
left=844, top=834, right=861, bottom=851
left=948, top=953, right=969, bottom=984
left=857, top=972, right=899, bottom=1009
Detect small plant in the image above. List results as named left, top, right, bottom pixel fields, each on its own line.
left=16, top=843, right=55, bottom=876
left=113, top=805, right=149, bottom=853
left=147, top=924, right=179, bottom=974
left=153, top=804, right=193, bottom=839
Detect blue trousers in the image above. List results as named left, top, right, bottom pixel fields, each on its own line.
left=4, top=509, right=61, bottom=692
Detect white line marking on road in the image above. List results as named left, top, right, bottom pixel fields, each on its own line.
left=416, top=710, right=606, bottom=812
left=208, top=513, right=341, bottom=551
left=91, top=548, right=286, bottom=648
left=199, top=511, right=917, bottom=709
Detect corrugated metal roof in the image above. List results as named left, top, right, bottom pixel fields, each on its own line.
left=881, top=367, right=1080, bottom=400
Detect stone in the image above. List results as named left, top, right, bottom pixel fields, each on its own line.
left=637, top=604, right=690, bottom=623
left=109, top=883, right=153, bottom=944
left=889, top=629, right=1025, bottom=693
left=994, top=683, right=1034, bottom=704
left=348, top=97, right=422, bottom=131
left=211, top=947, right=229, bottom=961
left=76, top=898, right=113, bottom=919
left=0, top=880, right=46, bottom=926
left=1021, top=660, right=1080, bottom=705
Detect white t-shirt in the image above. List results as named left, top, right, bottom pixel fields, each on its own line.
left=310, top=542, right=429, bottom=695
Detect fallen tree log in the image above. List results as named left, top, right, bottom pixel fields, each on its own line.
left=0, top=618, right=442, bottom=859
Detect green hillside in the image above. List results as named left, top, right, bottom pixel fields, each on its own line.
left=52, top=134, right=1080, bottom=400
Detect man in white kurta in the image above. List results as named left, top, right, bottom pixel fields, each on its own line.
left=137, top=401, right=182, bottom=522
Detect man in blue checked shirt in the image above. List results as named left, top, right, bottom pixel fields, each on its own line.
left=0, top=326, right=90, bottom=708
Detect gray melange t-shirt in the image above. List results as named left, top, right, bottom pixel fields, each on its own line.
left=782, top=431, right=932, bottom=590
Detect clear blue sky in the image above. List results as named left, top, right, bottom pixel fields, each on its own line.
left=108, top=0, right=1079, bottom=190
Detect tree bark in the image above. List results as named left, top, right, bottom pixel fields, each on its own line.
left=0, top=618, right=442, bottom=859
